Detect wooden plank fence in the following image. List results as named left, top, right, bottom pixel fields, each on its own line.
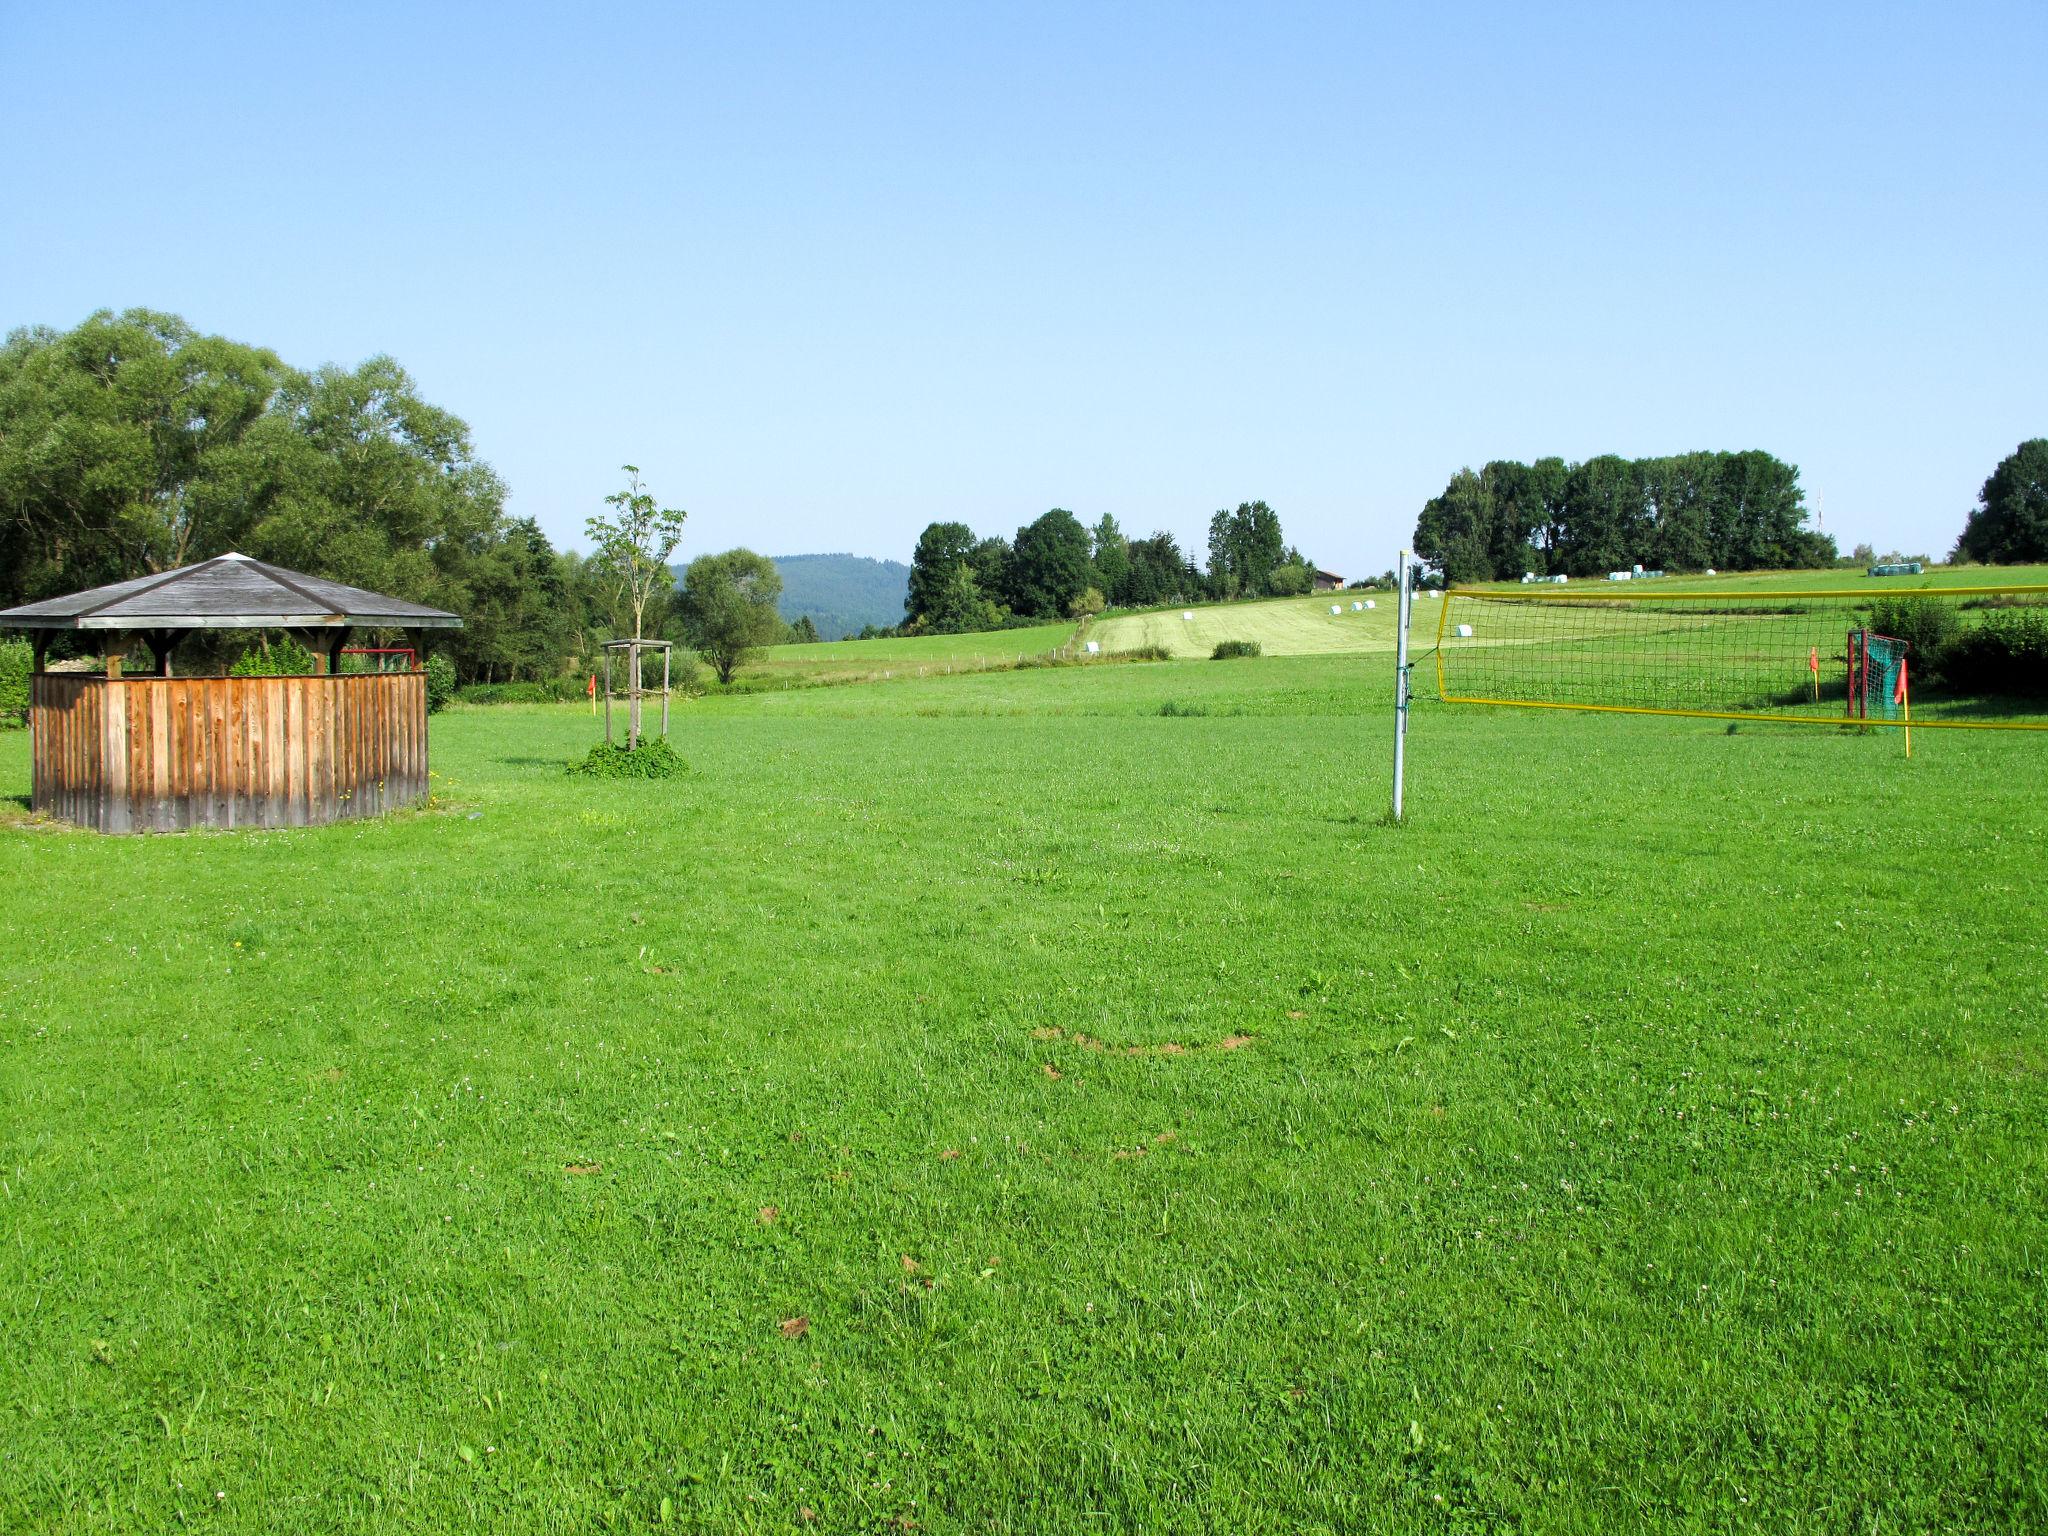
left=30, top=672, right=430, bottom=833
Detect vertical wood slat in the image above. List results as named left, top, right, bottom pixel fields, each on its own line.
left=28, top=672, right=429, bottom=833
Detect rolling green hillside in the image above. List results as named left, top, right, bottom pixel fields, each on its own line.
left=771, top=553, right=910, bottom=637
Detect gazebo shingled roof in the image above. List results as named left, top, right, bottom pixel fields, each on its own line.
left=0, top=552, right=460, bottom=630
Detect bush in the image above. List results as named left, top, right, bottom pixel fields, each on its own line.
left=1211, top=640, right=1262, bottom=660
left=228, top=634, right=319, bottom=676
left=566, top=737, right=687, bottom=779
left=458, top=681, right=558, bottom=705
left=1266, top=563, right=1313, bottom=597
left=424, top=654, right=457, bottom=712
left=1942, top=606, right=2048, bottom=697
left=1866, top=598, right=1961, bottom=675
left=0, top=638, right=29, bottom=726
left=1112, top=645, right=1172, bottom=662
left=1158, top=699, right=1208, bottom=717
left=1068, top=587, right=1106, bottom=619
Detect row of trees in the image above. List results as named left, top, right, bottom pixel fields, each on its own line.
left=902, top=502, right=1317, bottom=634
left=1412, top=452, right=1837, bottom=584
left=0, top=311, right=808, bottom=684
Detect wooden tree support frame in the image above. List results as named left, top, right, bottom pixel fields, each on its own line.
left=601, top=638, right=672, bottom=750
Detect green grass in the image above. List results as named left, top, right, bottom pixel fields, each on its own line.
left=1, top=656, right=2044, bottom=1532
left=742, top=622, right=1079, bottom=687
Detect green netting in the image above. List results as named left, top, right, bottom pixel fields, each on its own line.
left=1864, top=635, right=1905, bottom=719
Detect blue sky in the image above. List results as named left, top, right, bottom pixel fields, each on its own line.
left=4, top=1, right=2042, bottom=574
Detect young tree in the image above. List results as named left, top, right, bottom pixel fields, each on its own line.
left=585, top=466, right=686, bottom=640
left=1956, top=439, right=2048, bottom=564
left=787, top=614, right=821, bottom=644
left=679, top=548, right=784, bottom=683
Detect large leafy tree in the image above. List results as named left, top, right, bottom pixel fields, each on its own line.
left=905, top=520, right=978, bottom=624
left=1123, top=531, right=1195, bottom=606
left=1205, top=501, right=1287, bottom=598
left=966, top=536, right=1013, bottom=608
left=678, top=548, right=784, bottom=683
left=1413, top=469, right=1497, bottom=586
left=1555, top=456, right=1646, bottom=576
left=1090, top=513, right=1130, bottom=606
left=1956, top=439, right=2048, bottom=564
left=0, top=309, right=298, bottom=601
left=1009, top=508, right=1093, bottom=617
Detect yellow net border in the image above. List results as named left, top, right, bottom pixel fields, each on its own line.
left=1432, top=584, right=2048, bottom=732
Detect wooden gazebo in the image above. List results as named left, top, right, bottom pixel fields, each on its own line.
left=0, top=554, right=460, bottom=833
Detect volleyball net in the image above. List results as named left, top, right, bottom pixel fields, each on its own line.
left=1430, top=584, right=2048, bottom=730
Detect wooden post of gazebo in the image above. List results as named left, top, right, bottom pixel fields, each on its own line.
left=0, top=553, right=461, bottom=833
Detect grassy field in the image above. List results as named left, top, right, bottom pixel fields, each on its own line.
left=1461, top=562, right=2048, bottom=596
left=1091, top=594, right=1399, bottom=658
left=2, top=653, right=2045, bottom=1532
left=734, top=623, right=1079, bottom=688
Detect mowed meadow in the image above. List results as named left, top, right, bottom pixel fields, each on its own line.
left=1, top=650, right=2044, bottom=1533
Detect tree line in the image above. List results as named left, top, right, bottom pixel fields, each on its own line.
left=1411, top=451, right=1839, bottom=584
left=0, top=311, right=807, bottom=684
left=898, top=501, right=1320, bottom=635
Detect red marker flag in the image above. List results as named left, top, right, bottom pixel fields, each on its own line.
left=587, top=674, right=597, bottom=698
left=1808, top=646, right=1818, bottom=674
left=1894, top=653, right=1909, bottom=706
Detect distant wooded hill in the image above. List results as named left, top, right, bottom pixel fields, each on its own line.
left=671, top=553, right=910, bottom=640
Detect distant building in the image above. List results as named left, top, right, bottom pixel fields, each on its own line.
left=1313, top=570, right=1344, bottom=592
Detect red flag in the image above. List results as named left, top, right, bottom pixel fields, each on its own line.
left=1808, top=646, right=1818, bottom=674
left=1894, top=654, right=1908, bottom=706
left=587, top=673, right=597, bottom=698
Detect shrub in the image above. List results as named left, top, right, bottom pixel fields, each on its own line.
left=1866, top=598, right=1960, bottom=678
left=1266, top=563, right=1313, bottom=597
left=1942, top=607, right=2048, bottom=697
left=458, top=681, right=557, bottom=705
left=1158, top=699, right=1208, bottom=717
left=1068, top=587, right=1106, bottom=619
left=0, top=638, right=29, bottom=726
left=1112, top=645, right=1172, bottom=662
left=1211, top=640, right=1262, bottom=660
left=424, top=654, right=457, bottom=712
left=228, top=634, right=319, bottom=676
left=566, top=737, right=687, bottom=779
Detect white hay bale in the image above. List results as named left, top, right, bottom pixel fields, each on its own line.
left=1455, top=623, right=1474, bottom=638
left=1351, top=600, right=1363, bottom=611
left=1330, top=604, right=1342, bottom=615
left=1364, top=599, right=1376, bottom=609
left=1084, top=640, right=1099, bottom=654
left=1182, top=611, right=1194, bottom=620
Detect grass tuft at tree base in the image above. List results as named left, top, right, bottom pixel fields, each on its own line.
left=565, top=737, right=687, bottom=778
